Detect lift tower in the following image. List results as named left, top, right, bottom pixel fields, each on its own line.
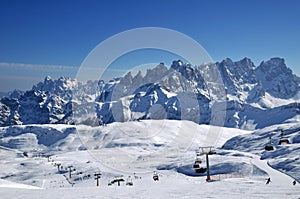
left=198, top=146, right=216, bottom=181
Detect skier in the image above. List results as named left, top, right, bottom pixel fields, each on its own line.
left=293, top=180, right=296, bottom=186
left=266, top=177, right=271, bottom=184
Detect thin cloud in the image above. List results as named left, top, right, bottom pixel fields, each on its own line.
left=0, top=75, right=42, bottom=81
left=0, top=62, right=78, bottom=72
left=0, top=62, right=160, bottom=91
left=0, top=62, right=78, bottom=92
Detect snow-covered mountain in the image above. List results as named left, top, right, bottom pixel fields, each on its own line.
left=1, top=57, right=299, bottom=130
left=0, top=77, right=98, bottom=126
left=1, top=57, right=300, bottom=198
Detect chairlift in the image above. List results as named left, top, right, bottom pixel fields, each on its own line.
left=153, top=171, right=159, bottom=181
left=194, top=159, right=207, bottom=174
left=193, top=163, right=200, bottom=168
left=278, top=138, right=289, bottom=145
left=208, top=150, right=216, bottom=155
left=193, top=158, right=202, bottom=168
left=265, top=137, right=274, bottom=151
left=195, top=167, right=207, bottom=173
left=265, top=145, right=274, bottom=151
left=108, top=180, right=112, bottom=186
left=193, top=151, right=206, bottom=173
left=111, top=178, right=124, bottom=186
left=279, top=130, right=290, bottom=145
left=126, top=176, right=133, bottom=186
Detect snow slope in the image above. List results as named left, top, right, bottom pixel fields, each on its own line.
left=0, top=120, right=250, bottom=173
left=0, top=179, right=41, bottom=189
left=0, top=120, right=299, bottom=198
left=223, top=122, right=300, bottom=182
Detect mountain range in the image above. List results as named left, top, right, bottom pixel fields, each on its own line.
left=1, top=57, right=299, bottom=130
left=1, top=57, right=300, bottom=197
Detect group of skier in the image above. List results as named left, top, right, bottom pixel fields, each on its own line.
left=266, top=177, right=297, bottom=186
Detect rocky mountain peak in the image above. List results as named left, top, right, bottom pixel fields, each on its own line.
left=256, top=57, right=300, bottom=98
left=1, top=58, right=299, bottom=130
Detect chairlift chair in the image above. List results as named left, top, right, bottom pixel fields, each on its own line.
left=279, top=130, right=290, bottom=145
left=265, top=144, right=274, bottom=151
left=193, top=157, right=202, bottom=168
left=112, top=178, right=124, bottom=186
left=193, top=149, right=207, bottom=172
left=265, top=137, right=274, bottom=151
left=278, top=138, right=289, bottom=145
left=153, top=172, right=159, bottom=181
left=193, top=163, right=200, bottom=168
left=126, top=177, right=133, bottom=186
left=193, top=156, right=206, bottom=173
left=126, top=181, right=133, bottom=186
left=195, top=167, right=207, bottom=173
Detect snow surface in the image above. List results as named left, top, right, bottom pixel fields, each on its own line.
left=223, top=122, right=300, bottom=182
left=0, top=179, right=41, bottom=189
left=0, top=120, right=299, bottom=198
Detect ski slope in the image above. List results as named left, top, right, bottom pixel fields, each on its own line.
left=226, top=150, right=296, bottom=186
left=0, top=179, right=42, bottom=189
left=251, top=154, right=294, bottom=185
left=0, top=121, right=299, bottom=198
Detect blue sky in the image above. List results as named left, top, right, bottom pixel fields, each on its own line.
left=0, top=0, right=300, bottom=91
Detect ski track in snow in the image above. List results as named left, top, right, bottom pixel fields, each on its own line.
left=252, top=155, right=293, bottom=185
left=228, top=150, right=296, bottom=186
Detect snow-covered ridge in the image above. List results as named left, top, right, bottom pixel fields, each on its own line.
left=0, top=57, right=299, bottom=129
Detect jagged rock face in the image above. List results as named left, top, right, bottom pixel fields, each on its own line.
left=94, top=58, right=300, bottom=129
left=0, top=57, right=299, bottom=130
left=0, top=97, right=21, bottom=126
left=18, top=91, right=50, bottom=125
left=256, top=58, right=300, bottom=99
left=217, top=58, right=256, bottom=96
left=0, top=77, right=82, bottom=126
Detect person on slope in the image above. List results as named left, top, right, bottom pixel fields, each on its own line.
left=266, top=177, right=271, bottom=184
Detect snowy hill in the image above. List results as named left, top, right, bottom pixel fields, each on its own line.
left=1, top=57, right=300, bottom=130
left=0, top=120, right=299, bottom=198
left=223, top=121, right=300, bottom=182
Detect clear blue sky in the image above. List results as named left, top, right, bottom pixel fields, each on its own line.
left=0, top=0, right=300, bottom=91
